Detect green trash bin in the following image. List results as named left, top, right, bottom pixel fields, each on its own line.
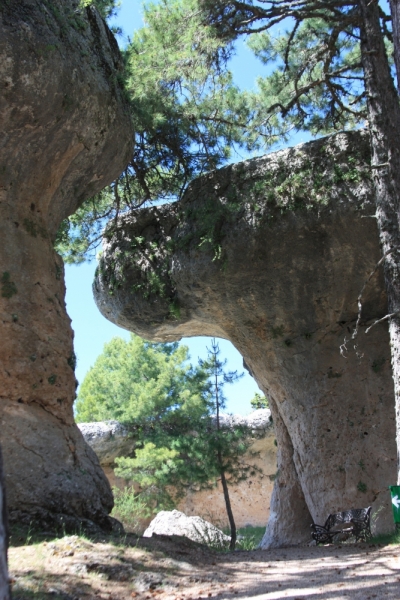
left=389, top=485, right=400, bottom=529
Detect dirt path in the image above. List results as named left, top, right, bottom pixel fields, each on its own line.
left=8, top=534, right=400, bottom=600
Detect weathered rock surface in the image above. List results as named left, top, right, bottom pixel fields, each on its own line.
left=0, top=0, right=132, bottom=529
left=79, top=411, right=277, bottom=530
left=0, top=446, right=9, bottom=600
left=94, top=130, right=397, bottom=546
left=78, top=421, right=136, bottom=466
left=143, top=510, right=231, bottom=547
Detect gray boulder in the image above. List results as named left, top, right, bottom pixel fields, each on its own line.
left=78, top=421, right=135, bottom=466
left=143, top=510, right=230, bottom=548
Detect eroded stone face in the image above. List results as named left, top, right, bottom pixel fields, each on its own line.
left=94, top=131, right=396, bottom=546
left=0, top=0, right=132, bottom=530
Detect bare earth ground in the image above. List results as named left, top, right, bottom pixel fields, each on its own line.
left=8, top=533, right=400, bottom=600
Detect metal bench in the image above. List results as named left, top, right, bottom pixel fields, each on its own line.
left=311, top=507, right=372, bottom=544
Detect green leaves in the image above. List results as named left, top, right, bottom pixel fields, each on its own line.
left=250, top=392, right=268, bottom=410
left=76, top=335, right=259, bottom=525
left=75, top=334, right=205, bottom=424
left=55, top=0, right=259, bottom=263
left=247, top=16, right=366, bottom=134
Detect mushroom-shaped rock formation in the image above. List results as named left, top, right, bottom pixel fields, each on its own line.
left=0, top=0, right=132, bottom=530
left=94, top=131, right=396, bottom=546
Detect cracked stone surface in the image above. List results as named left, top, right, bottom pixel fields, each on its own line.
left=94, top=130, right=397, bottom=546
left=0, top=0, right=132, bottom=529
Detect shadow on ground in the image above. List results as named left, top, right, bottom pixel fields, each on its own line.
left=8, top=526, right=400, bottom=600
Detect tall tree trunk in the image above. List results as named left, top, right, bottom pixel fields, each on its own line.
left=214, top=351, right=236, bottom=551
left=390, top=0, right=400, bottom=94
left=359, top=0, right=400, bottom=482
left=218, top=451, right=237, bottom=551
left=0, top=446, right=10, bottom=600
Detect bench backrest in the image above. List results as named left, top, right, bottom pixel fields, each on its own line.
left=325, top=507, right=371, bottom=530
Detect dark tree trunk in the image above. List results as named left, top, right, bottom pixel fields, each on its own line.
left=0, top=446, right=10, bottom=600
left=390, top=0, right=400, bottom=94
left=359, top=0, right=400, bottom=482
left=218, top=453, right=237, bottom=551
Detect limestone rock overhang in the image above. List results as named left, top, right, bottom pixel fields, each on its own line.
left=93, top=129, right=397, bottom=546
left=94, top=129, right=382, bottom=341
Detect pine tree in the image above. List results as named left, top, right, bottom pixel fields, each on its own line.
left=250, top=393, right=269, bottom=410
left=198, top=338, right=245, bottom=551
left=77, top=335, right=259, bottom=549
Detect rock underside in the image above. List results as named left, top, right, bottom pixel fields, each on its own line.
left=94, top=130, right=397, bottom=547
left=0, top=0, right=132, bottom=530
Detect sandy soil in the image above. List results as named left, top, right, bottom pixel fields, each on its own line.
left=7, top=533, right=400, bottom=600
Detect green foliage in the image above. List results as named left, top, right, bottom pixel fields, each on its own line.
left=67, top=352, right=77, bottom=371
left=54, top=0, right=269, bottom=263
left=250, top=393, right=268, bottom=410
left=357, top=481, right=367, bottom=493
left=246, top=17, right=365, bottom=135
left=54, top=189, right=117, bottom=264
left=201, top=0, right=394, bottom=135
left=55, top=0, right=391, bottom=265
left=75, top=334, right=207, bottom=424
left=111, top=487, right=155, bottom=534
left=22, top=218, right=48, bottom=239
left=236, top=526, right=265, bottom=551
left=77, top=335, right=259, bottom=547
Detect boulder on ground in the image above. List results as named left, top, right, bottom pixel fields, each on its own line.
left=143, top=510, right=230, bottom=548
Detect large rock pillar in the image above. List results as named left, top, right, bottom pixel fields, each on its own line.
left=94, top=131, right=397, bottom=545
left=0, top=0, right=132, bottom=529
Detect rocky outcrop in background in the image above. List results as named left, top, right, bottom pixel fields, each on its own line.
left=94, top=130, right=397, bottom=546
left=0, top=0, right=132, bottom=530
left=79, top=410, right=277, bottom=530
left=78, top=421, right=136, bottom=466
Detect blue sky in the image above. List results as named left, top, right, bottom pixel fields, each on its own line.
left=65, top=0, right=314, bottom=415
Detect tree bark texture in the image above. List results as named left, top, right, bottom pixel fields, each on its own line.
left=390, top=0, right=400, bottom=94
left=0, top=446, right=10, bottom=600
left=359, top=0, right=400, bottom=483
